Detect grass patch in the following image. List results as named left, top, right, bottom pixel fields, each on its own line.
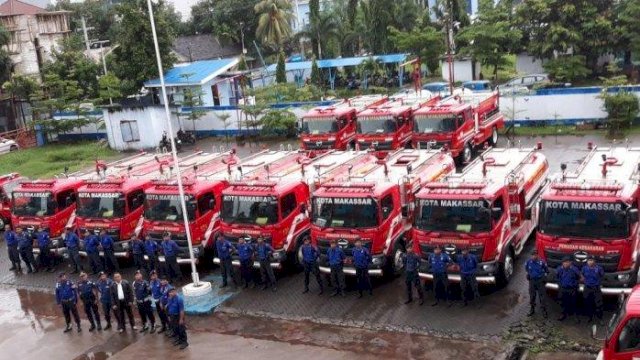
left=0, top=141, right=119, bottom=178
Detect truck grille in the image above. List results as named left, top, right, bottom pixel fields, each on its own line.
left=317, top=238, right=372, bottom=256
left=222, top=233, right=272, bottom=246
left=359, top=141, right=393, bottom=151
left=417, top=141, right=449, bottom=150
left=304, top=141, right=335, bottom=150
left=419, top=244, right=484, bottom=260
left=544, top=249, right=620, bottom=272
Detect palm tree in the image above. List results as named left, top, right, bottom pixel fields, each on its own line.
left=254, top=0, right=295, bottom=50
left=295, top=12, right=340, bottom=59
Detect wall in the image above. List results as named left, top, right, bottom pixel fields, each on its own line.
left=515, top=53, right=546, bottom=75
left=440, top=59, right=480, bottom=82
left=53, top=110, right=105, bottom=142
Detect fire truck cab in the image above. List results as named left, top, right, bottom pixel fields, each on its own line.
left=412, top=91, right=504, bottom=164
left=537, top=146, right=640, bottom=295
left=592, top=285, right=640, bottom=360
left=414, top=146, right=549, bottom=285
left=0, top=173, right=24, bottom=228
left=311, top=149, right=455, bottom=277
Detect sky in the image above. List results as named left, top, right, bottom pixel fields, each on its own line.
left=167, top=0, right=198, bottom=20
left=0, top=0, right=51, bottom=7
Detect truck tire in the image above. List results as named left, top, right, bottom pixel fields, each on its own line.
left=9, top=145, right=18, bottom=152
left=497, top=249, right=515, bottom=287
left=0, top=217, right=4, bottom=229
left=489, top=126, right=498, bottom=146
left=457, top=143, right=473, bottom=165
left=386, top=240, right=406, bottom=278
left=288, top=233, right=308, bottom=272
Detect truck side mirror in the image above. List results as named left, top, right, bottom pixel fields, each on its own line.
left=491, top=207, right=503, bottom=221
left=209, top=199, right=215, bottom=210
left=382, top=206, right=391, bottom=219
left=628, top=208, right=639, bottom=223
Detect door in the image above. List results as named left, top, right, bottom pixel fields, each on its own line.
left=195, top=192, right=216, bottom=245
left=211, top=85, right=220, bottom=106
left=611, top=317, right=640, bottom=360
left=124, top=190, right=145, bottom=238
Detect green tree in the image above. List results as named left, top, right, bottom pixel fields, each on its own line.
left=347, top=0, right=358, bottom=29
left=254, top=0, right=295, bottom=50
left=98, top=74, right=122, bottom=105
left=53, top=0, right=117, bottom=39
left=276, top=51, right=287, bottom=83
left=393, top=0, right=422, bottom=32
left=599, top=65, right=639, bottom=137
left=110, top=0, right=177, bottom=96
left=189, top=0, right=258, bottom=46
left=261, top=109, right=297, bottom=137
left=310, top=58, right=322, bottom=88
left=309, top=0, right=320, bottom=58
left=2, top=75, right=39, bottom=103
left=43, top=35, right=101, bottom=99
left=178, top=74, right=206, bottom=132
left=0, top=26, right=11, bottom=84
left=214, top=112, right=233, bottom=143
left=296, top=12, right=340, bottom=59
left=543, top=55, right=590, bottom=83
left=389, top=24, right=444, bottom=75
left=360, top=0, right=393, bottom=54
left=617, top=0, right=640, bottom=62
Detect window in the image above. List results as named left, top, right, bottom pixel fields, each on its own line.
left=56, top=190, right=76, bottom=209
left=381, top=194, right=394, bottom=220
left=127, top=190, right=144, bottom=211
left=281, top=193, right=297, bottom=219
left=197, top=193, right=215, bottom=214
left=617, top=318, right=640, bottom=352
left=492, top=196, right=505, bottom=220
left=120, top=120, right=140, bottom=142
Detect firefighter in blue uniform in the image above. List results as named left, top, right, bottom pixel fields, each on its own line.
left=556, top=257, right=582, bottom=322
left=457, top=248, right=480, bottom=306
left=55, top=272, right=81, bottom=333
left=96, top=271, right=114, bottom=330
left=216, top=235, right=236, bottom=288
left=429, top=246, right=452, bottom=306
left=65, top=227, right=83, bottom=274
left=77, top=272, right=102, bottom=331
left=166, top=288, right=188, bottom=350
left=327, top=240, right=346, bottom=297
left=403, top=246, right=424, bottom=305
left=131, top=235, right=145, bottom=271
left=144, top=234, right=159, bottom=274
left=84, top=230, right=102, bottom=274
left=582, top=256, right=605, bottom=324
left=301, top=237, right=323, bottom=294
left=150, top=271, right=169, bottom=333
left=133, top=270, right=156, bottom=332
left=255, top=237, right=277, bottom=291
left=17, top=227, right=37, bottom=273
left=353, top=240, right=372, bottom=298
left=37, top=226, right=54, bottom=272
left=525, top=250, right=548, bottom=317
left=100, top=229, right=119, bottom=273
left=162, top=233, right=182, bottom=282
left=160, top=277, right=174, bottom=336
left=4, top=224, right=20, bottom=271
left=237, top=237, right=255, bottom=288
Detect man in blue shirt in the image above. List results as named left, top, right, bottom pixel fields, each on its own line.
left=556, top=257, right=582, bottom=322
left=301, top=237, right=323, bottom=294
left=159, top=277, right=174, bottom=335
left=84, top=230, right=102, bottom=274
left=166, top=288, right=188, bottom=350
left=353, top=240, right=372, bottom=298
left=17, top=227, right=37, bottom=273
left=64, top=227, right=83, bottom=274
left=131, top=235, right=145, bottom=272
left=55, top=272, right=81, bottom=333
left=4, top=224, right=21, bottom=271
left=525, top=250, right=548, bottom=317
left=403, top=246, right=424, bottom=305
left=133, top=270, right=155, bottom=333
left=216, top=235, right=236, bottom=288
left=150, top=271, right=168, bottom=333
left=99, top=229, right=119, bottom=273
left=96, top=271, right=114, bottom=330
left=237, top=237, right=255, bottom=289
left=255, top=237, right=277, bottom=291
left=582, top=256, right=605, bottom=323
left=37, top=226, right=54, bottom=272
left=428, top=246, right=452, bottom=306
left=77, top=272, right=101, bottom=332
left=457, top=248, right=479, bottom=306
left=327, top=239, right=346, bottom=297
left=162, top=233, right=182, bottom=283
left=144, top=234, right=159, bottom=274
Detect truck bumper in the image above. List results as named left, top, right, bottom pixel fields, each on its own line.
left=545, top=267, right=636, bottom=295
left=213, top=257, right=283, bottom=270
left=418, top=272, right=497, bottom=284
left=544, top=282, right=633, bottom=295
left=318, top=265, right=384, bottom=276
left=157, top=255, right=200, bottom=265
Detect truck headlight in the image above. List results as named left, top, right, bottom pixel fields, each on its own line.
left=272, top=250, right=284, bottom=260
left=482, top=264, right=496, bottom=272
left=372, top=256, right=384, bottom=266
left=617, top=274, right=631, bottom=282
left=122, top=241, right=130, bottom=250
left=192, top=247, right=200, bottom=255
left=52, top=239, right=59, bottom=247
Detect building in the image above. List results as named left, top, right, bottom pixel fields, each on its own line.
left=291, top=0, right=332, bottom=33
left=172, top=34, right=242, bottom=63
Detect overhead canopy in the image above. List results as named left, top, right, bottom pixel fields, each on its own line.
left=145, top=57, right=240, bottom=88
left=264, top=53, right=408, bottom=73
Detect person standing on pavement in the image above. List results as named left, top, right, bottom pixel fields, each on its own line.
left=403, top=246, right=424, bottom=305
left=17, top=227, right=37, bottom=273
left=301, top=237, right=323, bottom=295
left=353, top=240, right=372, bottom=298
left=159, top=277, right=174, bottom=336
left=96, top=271, right=114, bottom=330
left=144, top=234, right=159, bottom=275
left=84, top=230, right=102, bottom=274
left=429, top=246, right=452, bottom=306
left=5, top=224, right=21, bottom=271
left=109, top=272, right=136, bottom=333
left=556, top=257, right=582, bottom=322
left=582, top=256, right=605, bottom=324
left=131, top=235, right=145, bottom=272
left=162, top=233, right=182, bottom=283
left=237, top=237, right=255, bottom=288
left=77, top=272, right=102, bottom=332
left=36, top=226, right=54, bottom=272
left=64, top=227, right=82, bottom=274
left=55, top=272, right=81, bottom=333
left=525, top=250, right=548, bottom=317
left=457, top=248, right=480, bottom=306
left=215, top=235, right=236, bottom=288
left=255, top=237, right=277, bottom=291
left=150, top=271, right=168, bottom=333
left=166, top=287, right=188, bottom=350
left=100, top=229, right=119, bottom=273
left=327, top=240, right=346, bottom=297
left=133, top=270, right=156, bottom=333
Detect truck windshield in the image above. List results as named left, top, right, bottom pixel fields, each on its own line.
left=301, top=118, right=339, bottom=135
left=221, top=195, right=278, bottom=225
left=144, top=194, right=196, bottom=222
left=539, top=201, right=630, bottom=239
left=77, top=193, right=125, bottom=219
left=607, top=307, right=626, bottom=342
left=357, top=116, right=396, bottom=134
left=1, top=179, right=22, bottom=200
left=312, top=197, right=378, bottom=228
left=12, top=192, right=56, bottom=217
left=415, top=199, right=491, bottom=233
left=414, top=115, right=458, bottom=133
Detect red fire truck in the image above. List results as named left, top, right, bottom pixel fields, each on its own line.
left=536, top=146, right=640, bottom=295
left=311, top=149, right=455, bottom=277
left=300, top=95, right=387, bottom=152
left=356, top=95, right=440, bottom=151
left=412, top=91, right=504, bottom=164
left=592, top=285, right=640, bottom=360
left=0, top=173, right=25, bottom=228
left=414, top=146, right=549, bottom=285
left=217, top=150, right=365, bottom=269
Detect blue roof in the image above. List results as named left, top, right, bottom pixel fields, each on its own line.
left=265, top=54, right=408, bottom=72
left=145, top=58, right=239, bottom=87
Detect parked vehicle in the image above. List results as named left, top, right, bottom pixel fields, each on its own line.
left=0, top=137, right=18, bottom=154
left=497, top=74, right=550, bottom=93
left=592, top=285, right=640, bottom=360
left=177, top=129, right=196, bottom=145
left=0, top=173, right=25, bottom=228
left=462, top=80, right=493, bottom=92
left=159, top=131, right=182, bottom=151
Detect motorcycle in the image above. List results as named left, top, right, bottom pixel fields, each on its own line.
left=159, top=131, right=182, bottom=152
left=177, top=129, right=196, bottom=145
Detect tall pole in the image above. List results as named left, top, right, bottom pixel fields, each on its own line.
left=293, top=0, right=305, bottom=56
left=147, top=0, right=200, bottom=286
left=81, top=16, right=91, bottom=52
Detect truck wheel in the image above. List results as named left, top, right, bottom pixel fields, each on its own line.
left=498, top=250, right=515, bottom=287
left=489, top=127, right=498, bottom=146
left=386, top=241, right=406, bottom=278
left=0, top=217, right=4, bottom=229
left=9, top=145, right=18, bottom=152
left=288, top=234, right=308, bottom=272
left=457, top=143, right=473, bottom=165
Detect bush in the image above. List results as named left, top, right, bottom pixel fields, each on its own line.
left=602, top=90, right=639, bottom=137
left=250, top=83, right=324, bottom=103
left=543, top=56, right=590, bottom=83
left=260, top=109, right=298, bottom=138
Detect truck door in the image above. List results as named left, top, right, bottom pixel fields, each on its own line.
left=381, top=192, right=402, bottom=255
left=610, top=317, right=640, bottom=360
left=279, top=191, right=301, bottom=252
left=195, top=192, right=216, bottom=245
left=125, top=190, right=145, bottom=238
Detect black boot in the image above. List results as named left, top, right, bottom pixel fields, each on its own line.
left=527, top=306, right=535, bottom=317
left=302, top=288, right=309, bottom=294
left=63, top=324, right=72, bottom=333
left=404, top=298, right=413, bottom=304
